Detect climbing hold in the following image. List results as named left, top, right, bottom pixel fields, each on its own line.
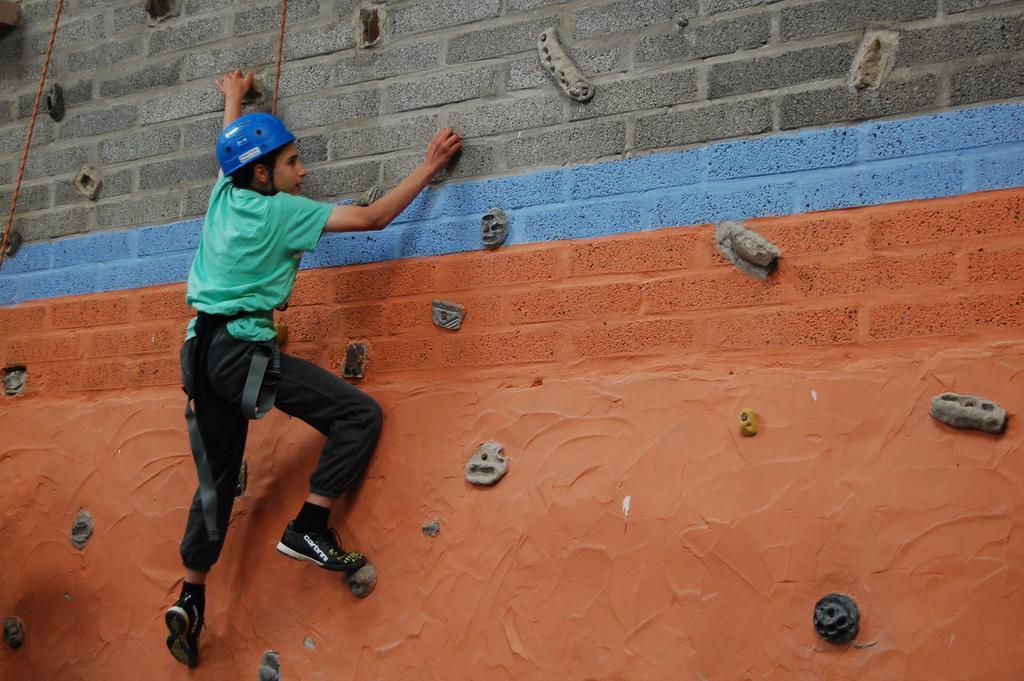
left=4, top=229, right=22, bottom=258
left=257, top=650, right=280, bottom=681
left=235, top=459, right=247, bottom=497
left=481, top=207, right=509, bottom=250
left=813, top=593, right=860, bottom=644
left=465, top=442, right=509, bottom=486
left=359, top=6, right=384, bottom=48
left=537, top=28, right=595, bottom=103
left=74, top=166, right=102, bottom=201
left=243, top=78, right=266, bottom=105
left=0, top=2, right=18, bottom=30
left=70, top=507, right=94, bottom=550
left=275, top=322, right=288, bottom=348
left=342, top=342, right=367, bottom=379
left=44, top=83, right=64, bottom=122
left=422, top=517, right=441, bottom=538
left=347, top=563, right=377, bottom=598
left=2, top=617, right=23, bottom=650
left=3, top=365, right=26, bottom=397
left=738, top=408, right=758, bottom=437
left=354, top=185, right=384, bottom=207
left=431, top=300, right=465, bottom=331
left=303, top=635, right=315, bottom=649
left=931, top=392, right=1007, bottom=435
left=145, top=0, right=181, bottom=25
left=715, top=221, right=781, bottom=280
left=849, top=30, right=898, bottom=92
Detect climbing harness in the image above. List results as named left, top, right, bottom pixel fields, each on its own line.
left=184, top=311, right=280, bottom=541
left=1, top=0, right=64, bottom=271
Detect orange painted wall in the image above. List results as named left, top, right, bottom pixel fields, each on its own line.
left=1, top=188, right=1023, bottom=679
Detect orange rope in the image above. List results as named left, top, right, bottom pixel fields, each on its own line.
left=272, top=0, right=288, bottom=115
left=0, top=0, right=64, bottom=272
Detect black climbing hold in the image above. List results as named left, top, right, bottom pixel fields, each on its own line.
left=5, top=229, right=22, bottom=258
left=3, top=617, right=23, bottom=650
left=70, top=507, right=94, bottom=550
left=813, top=593, right=860, bottom=644
left=342, top=342, right=367, bottom=379
left=44, top=83, right=64, bottom=122
left=422, top=517, right=441, bottom=537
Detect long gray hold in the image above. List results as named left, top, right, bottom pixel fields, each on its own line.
left=931, top=393, right=1007, bottom=435
left=537, top=28, right=595, bottom=103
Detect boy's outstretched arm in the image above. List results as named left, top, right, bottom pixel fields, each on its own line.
left=325, top=128, right=462, bottom=233
left=216, top=69, right=254, bottom=130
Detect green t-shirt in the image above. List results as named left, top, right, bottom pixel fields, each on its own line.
left=185, top=173, right=332, bottom=342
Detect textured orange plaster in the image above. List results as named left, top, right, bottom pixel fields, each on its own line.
left=1, top=345, right=1023, bottom=680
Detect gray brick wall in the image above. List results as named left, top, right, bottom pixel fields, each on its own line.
left=1, top=0, right=1023, bottom=243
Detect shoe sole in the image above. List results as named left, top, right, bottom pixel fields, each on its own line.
left=164, top=606, right=197, bottom=668
left=276, top=541, right=367, bottom=574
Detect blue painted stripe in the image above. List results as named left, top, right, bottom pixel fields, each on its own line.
left=2, top=102, right=1024, bottom=306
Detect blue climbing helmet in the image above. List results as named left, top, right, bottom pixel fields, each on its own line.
left=216, top=113, right=295, bottom=176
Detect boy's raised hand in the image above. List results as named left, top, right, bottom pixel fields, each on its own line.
left=424, top=128, right=463, bottom=173
left=216, top=69, right=254, bottom=101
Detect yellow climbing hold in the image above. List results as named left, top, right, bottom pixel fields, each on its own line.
left=739, top=408, right=758, bottom=436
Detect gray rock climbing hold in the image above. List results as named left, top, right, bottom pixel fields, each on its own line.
left=44, top=83, right=64, bottom=122
left=258, top=650, right=280, bottom=681
left=303, top=635, right=315, bottom=649
left=235, top=458, right=247, bottom=497
left=74, top=166, right=102, bottom=201
left=431, top=300, right=465, bottom=331
left=4, top=230, right=22, bottom=258
left=813, top=593, right=859, bottom=644
left=715, top=221, right=781, bottom=280
left=71, top=507, right=94, bottom=550
left=481, top=207, right=509, bottom=250
left=354, top=185, right=384, bottom=207
left=931, top=393, right=1007, bottom=435
left=422, top=517, right=441, bottom=538
left=342, top=342, right=367, bottom=379
left=347, top=563, right=376, bottom=598
left=465, top=442, right=509, bottom=486
left=3, top=365, right=26, bottom=397
left=537, top=28, right=595, bottom=103
left=3, top=617, right=23, bottom=650
left=849, top=30, right=898, bottom=92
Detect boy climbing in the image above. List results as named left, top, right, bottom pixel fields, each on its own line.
left=164, top=69, right=463, bottom=667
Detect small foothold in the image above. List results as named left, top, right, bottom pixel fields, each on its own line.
left=74, top=166, right=102, bottom=201
left=354, top=185, right=385, bottom=207
left=342, top=342, right=367, bottom=379
left=70, top=507, right=94, bottom=550
left=257, top=650, right=281, bottom=681
left=275, top=322, right=288, bottom=348
left=738, top=408, right=758, bottom=437
left=235, top=458, right=247, bottom=497
left=465, top=442, right=509, bottom=486
left=145, top=0, right=181, bottom=25
left=422, top=517, right=441, bottom=537
left=63, top=592, right=72, bottom=600
left=431, top=300, right=465, bottom=331
left=3, top=365, right=27, bottom=397
left=849, top=30, right=899, bottom=92
left=359, top=7, right=384, bottom=48
left=536, top=27, right=595, bottom=103
left=4, top=230, right=22, bottom=258
left=44, top=83, right=64, bottom=122
left=931, top=392, right=1007, bottom=435
left=347, top=563, right=377, bottom=598
left=813, top=593, right=860, bottom=644
left=3, top=617, right=23, bottom=650
left=303, top=635, right=316, bottom=649
left=243, top=78, right=266, bottom=105
left=481, top=207, right=509, bottom=250
left=715, top=221, right=781, bottom=280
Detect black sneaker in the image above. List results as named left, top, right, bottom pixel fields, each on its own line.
left=165, top=593, right=202, bottom=668
left=276, top=522, right=367, bottom=573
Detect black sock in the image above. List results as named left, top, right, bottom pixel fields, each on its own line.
left=293, top=502, right=330, bottom=532
left=180, top=581, right=205, bottom=611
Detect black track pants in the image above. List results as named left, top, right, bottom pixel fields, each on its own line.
left=178, top=327, right=383, bottom=572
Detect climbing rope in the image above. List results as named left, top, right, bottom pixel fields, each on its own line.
left=0, top=0, right=64, bottom=272
left=272, top=0, right=288, bottom=115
